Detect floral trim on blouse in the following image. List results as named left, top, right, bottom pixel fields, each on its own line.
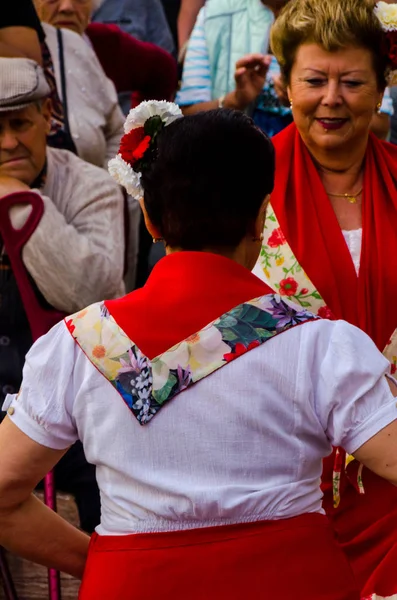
left=257, top=206, right=336, bottom=319
left=65, top=295, right=316, bottom=425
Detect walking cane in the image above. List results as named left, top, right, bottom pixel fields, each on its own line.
left=0, top=192, right=66, bottom=600
left=0, top=547, right=18, bottom=600
left=44, top=471, right=62, bottom=600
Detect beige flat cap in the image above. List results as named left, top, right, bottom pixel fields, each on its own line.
left=0, top=58, right=51, bottom=112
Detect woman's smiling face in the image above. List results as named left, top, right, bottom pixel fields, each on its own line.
left=288, top=43, right=384, bottom=154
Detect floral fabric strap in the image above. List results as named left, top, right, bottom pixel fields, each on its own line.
left=65, top=294, right=317, bottom=425
left=255, top=205, right=332, bottom=316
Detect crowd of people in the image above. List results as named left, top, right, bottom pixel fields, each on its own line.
left=0, top=0, right=397, bottom=599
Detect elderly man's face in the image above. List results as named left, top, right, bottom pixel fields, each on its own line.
left=0, top=100, right=51, bottom=186
left=34, top=0, right=93, bottom=36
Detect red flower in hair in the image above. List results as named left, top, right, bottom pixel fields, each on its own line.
left=119, top=128, right=152, bottom=166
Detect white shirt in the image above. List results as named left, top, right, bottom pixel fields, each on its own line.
left=42, top=23, right=124, bottom=169
left=342, top=228, right=363, bottom=276
left=4, top=315, right=396, bottom=535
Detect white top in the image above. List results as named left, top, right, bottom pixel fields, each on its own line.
left=342, top=228, right=363, bottom=275
left=4, top=316, right=396, bottom=535
left=42, top=23, right=124, bottom=169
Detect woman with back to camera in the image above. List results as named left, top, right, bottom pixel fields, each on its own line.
left=0, top=102, right=397, bottom=599
left=252, top=0, right=397, bottom=596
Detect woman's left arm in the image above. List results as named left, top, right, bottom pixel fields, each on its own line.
left=0, top=417, right=90, bottom=578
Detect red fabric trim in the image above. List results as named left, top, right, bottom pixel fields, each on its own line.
left=105, top=252, right=272, bottom=359
left=79, top=514, right=359, bottom=600
left=272, top=123, right=397, bottom=351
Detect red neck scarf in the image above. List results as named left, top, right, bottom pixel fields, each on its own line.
left=271, top=123, right=397, bottom=351
left=106, top=252, right=272, bottom=359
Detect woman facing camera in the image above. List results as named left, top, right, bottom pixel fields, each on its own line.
left=253, top=0, right=397, bottom=596
left=0, top=103, right=397, bottom=599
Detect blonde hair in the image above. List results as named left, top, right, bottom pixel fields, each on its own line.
left=271, top=0, right=388, bottom=88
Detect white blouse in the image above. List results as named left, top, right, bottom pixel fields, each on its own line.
left=3, top=315, right=396, bottom=536
left=342, top=228, right=363, bottom=275
left=42, top=23, right=124, bottom=169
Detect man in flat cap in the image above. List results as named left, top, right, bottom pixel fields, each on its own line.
left=0, top=57, right=125, bottom=532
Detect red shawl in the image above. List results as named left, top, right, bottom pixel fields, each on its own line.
left=271, top=123, right=397, bottom=352
left=106, top=252, right=272, bottom=359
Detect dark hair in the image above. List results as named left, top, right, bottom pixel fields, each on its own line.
left=141, top=109, right=275, bottom=251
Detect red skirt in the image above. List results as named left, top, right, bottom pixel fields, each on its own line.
left=79, top=513, right=360, bottom=600
left=323, top=453, right=397, bottom=597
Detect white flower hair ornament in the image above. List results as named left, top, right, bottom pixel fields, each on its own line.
left=374, top=1, right=397, bottom=85
left=108, top=101, right=183, bottom=200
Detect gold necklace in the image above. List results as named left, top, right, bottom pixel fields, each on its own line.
left=326, top=187, right=363, bottom=204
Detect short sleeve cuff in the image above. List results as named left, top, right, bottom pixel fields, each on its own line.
left=343, top=394, right=397, bottom=455
left=2, top=393, right=77, bottom=451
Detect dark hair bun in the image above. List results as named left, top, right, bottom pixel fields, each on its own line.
left=141, top=109, right=275, bottom=250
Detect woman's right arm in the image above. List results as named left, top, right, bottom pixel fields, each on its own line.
left=0, top=29, right=42, bottom=64
left=0, top=0, right=43, bottom=63
left=0, top=322, right=91, bottom=574
left=0, top=418, right=90, bottom=577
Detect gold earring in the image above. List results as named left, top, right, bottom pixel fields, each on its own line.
left=377, top=102, right=382, bottom=114
left=289, top=98, right=293, bottom=108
